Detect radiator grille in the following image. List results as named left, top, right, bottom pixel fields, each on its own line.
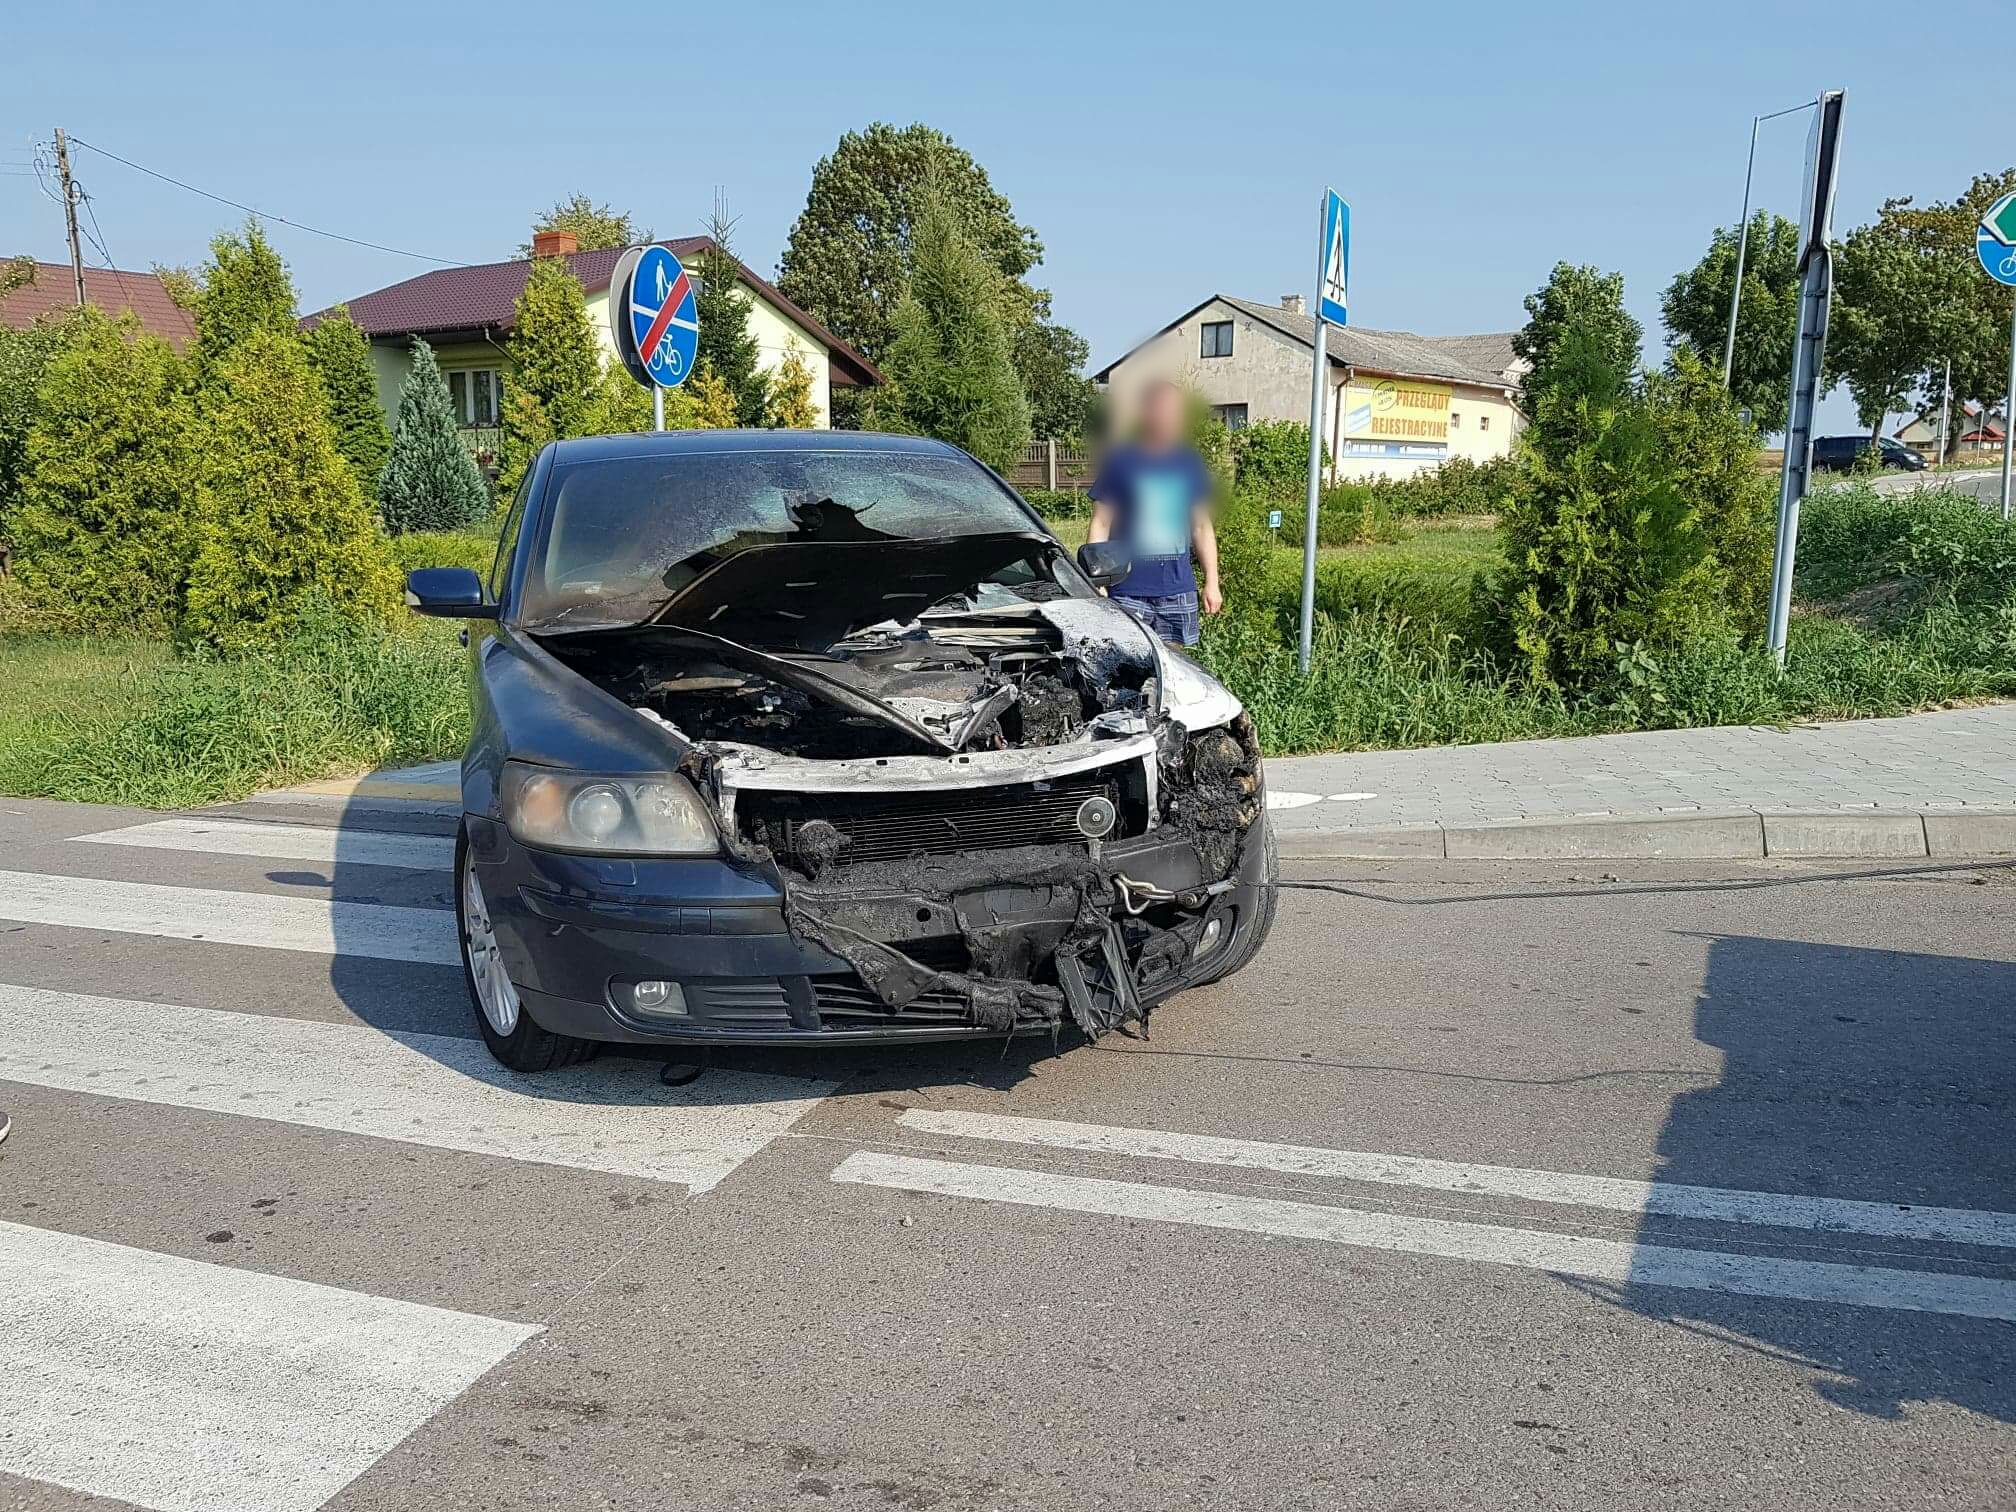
left=740, top=768, right=1124, bottom=868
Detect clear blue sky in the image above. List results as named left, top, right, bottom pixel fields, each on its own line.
left=6, top=0, right=2007, bottom=433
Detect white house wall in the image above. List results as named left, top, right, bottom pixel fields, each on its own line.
left=1103, top=296, right=1522, bottom=483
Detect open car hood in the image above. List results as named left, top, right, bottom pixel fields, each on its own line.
left=646, top=531, right=1055, bottom=651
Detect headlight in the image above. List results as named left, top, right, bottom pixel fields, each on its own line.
left=1158, top=648, right=1243, bottom=730
left=501, top=762, right=717, bottom=855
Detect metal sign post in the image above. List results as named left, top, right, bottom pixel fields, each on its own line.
left=609, top=244, right=699, bottom=430
left=1974, top=192, right=2016, bottom=519
left=1298, top=190, right=1350, bottom=674
left=1765, top=91, right=1845, bottom=666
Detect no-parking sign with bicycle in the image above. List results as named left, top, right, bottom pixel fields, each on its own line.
left=1978, top=192, right=2016, bottom=287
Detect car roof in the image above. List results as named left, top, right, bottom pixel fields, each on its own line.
left=547, top=429, right=975, bottom=465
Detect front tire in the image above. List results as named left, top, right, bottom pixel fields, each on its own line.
left=456, top=825, right=593, bottom=1072
left=1192, top=818, right=1279, bottom=986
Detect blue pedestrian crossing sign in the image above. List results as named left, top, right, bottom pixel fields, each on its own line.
left=1317, top=190, right=1350, bottom=328
left=616, top=244, right=700, bottom=388
left=1978, top=192, right=2016, bottom=288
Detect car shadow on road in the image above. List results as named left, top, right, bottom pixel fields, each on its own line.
left=1578, top=930, right=2016, bottom=1425
left=320, top=789, right=1054, bottom=1105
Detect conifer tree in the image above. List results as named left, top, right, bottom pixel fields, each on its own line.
left=183, top=331, right=400, bottom=649
left=378, top=339, right=490, bottom=533
left=695, top=206, right=769, bottom=425
left=882, top=185, right=1030, bottom=469
left=303, top=305, right=392, bottom=504
left=11, top=310, right=201, bottom=633
left=499, top=253, right=600, bottom=494
left=764, top=343, right=820, bottom=428
left=192, top=220, right=298, bottom=381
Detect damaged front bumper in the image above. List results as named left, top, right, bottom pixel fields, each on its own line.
left=467, top=776, right=1270, bottom=1048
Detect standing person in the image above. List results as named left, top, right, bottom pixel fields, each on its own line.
left=1085, top=380, right=1221, bottom=647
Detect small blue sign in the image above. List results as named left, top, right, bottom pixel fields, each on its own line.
left=626, top=245, right=700, bottom=388
left=1978, top=192, right=2016, bottom=288
left=1317, top=190, right=1350, bottom=327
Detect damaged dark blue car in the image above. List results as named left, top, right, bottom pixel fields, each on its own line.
left=406, top=430, right=1277, bottom=1071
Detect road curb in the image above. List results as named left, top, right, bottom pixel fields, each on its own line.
left=1277, top=806, right=2016, bottom=861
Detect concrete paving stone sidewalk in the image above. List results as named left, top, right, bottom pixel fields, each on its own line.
left=253, top=705, right=2016, bottom=862
left=1264, top=703, right=2016, bottom=860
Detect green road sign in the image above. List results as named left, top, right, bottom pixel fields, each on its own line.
left=1985, top=192, right=2016, bottom=247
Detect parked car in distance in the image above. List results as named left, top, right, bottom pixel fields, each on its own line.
left=1811, top=435, right=1928, bottom=473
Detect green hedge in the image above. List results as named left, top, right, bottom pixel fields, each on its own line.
left=1020, top=487, right=1091, bottom=521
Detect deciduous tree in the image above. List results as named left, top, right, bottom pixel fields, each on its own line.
left=1012, top=317, right=1096, bottom=442
left=302, top=305, right=392, bottom=504
left=378, top=339, right=490, bottom=533
left=0, top=309, right=81, bottom=554
left=184, top=331, right=399, bottom=649
left=1512, top=263, right=1643, bottom=414
left=518, top=194, right=640, bottom=256
left=1828, top=219, right=1960, bottom=440
left=1661, top=212, right=1800, bottom=434
left=881, top=185, right=1031, bottom=470
left=778, top=122, right=1041, bottom=368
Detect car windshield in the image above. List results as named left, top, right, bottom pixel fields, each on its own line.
left=520, top=447, right=1045, bottom=626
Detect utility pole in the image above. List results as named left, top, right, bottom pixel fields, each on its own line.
left=52, top=128, right=86, bottom=308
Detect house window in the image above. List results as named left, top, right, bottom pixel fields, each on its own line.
left=1211, top=403, right=1249, bottom=431
left=1450, top=412, right=1462, bottom=429
left=1200, top=321, right=1233, bottom=359
left=1479, top=414, right=1491, bottom=432
left=447, top=368, right=502, bottom=427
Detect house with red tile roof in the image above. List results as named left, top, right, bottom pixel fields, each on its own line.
left=304, top=232, right=879, bottom=437
left=0, top=259, right=197, bottom=349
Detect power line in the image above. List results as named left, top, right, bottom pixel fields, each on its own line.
left=66, top=135, right=468, bottom=267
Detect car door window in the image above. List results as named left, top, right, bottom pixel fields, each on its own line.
left=489, top=472, right=532, bottom=603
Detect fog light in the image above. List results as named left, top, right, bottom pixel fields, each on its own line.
left=626, top=980, right=687, bottom=1018
left=1194, top=918, right=1223, bottom=957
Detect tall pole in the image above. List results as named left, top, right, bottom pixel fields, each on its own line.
left=1721, top=114, right=1761, bottom=388
left=1297, top=317, right=1327, bottom=674
left=2001, top=290, right=2014, bottom=521
left=1297, top=193, right=1331, bottom=675
left=1938, top=358, right=1951, bottom=467
left=652, top=385, right=664, bottom=433
left=52, top=127, right=86, bottom=308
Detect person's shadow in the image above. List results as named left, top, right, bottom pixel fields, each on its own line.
left=1579, top=930, right=2016, bottom=1423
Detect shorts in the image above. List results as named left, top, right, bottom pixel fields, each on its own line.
left=1113, top=590, right=1200, bottom=647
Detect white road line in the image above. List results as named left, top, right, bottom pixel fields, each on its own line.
left=0, top=1219, right=538, bottom=1512
left=0, top=869, right=456, bottom=963
left=897, top=1110, right=2016, bottom=1251
left=0, top=984, right=836, bottom=1193
left=72, top=818, right=453, bottom=872
left=833, top=1153, right=2016, bottom=1322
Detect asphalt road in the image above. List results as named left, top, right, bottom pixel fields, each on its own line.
left=1868, top=467, right=2010, bottom=508
left=3, top=792, right=2014, bottom=1511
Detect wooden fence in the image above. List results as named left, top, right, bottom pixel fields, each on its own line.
left=1007, top=439, right=1094, bottom=493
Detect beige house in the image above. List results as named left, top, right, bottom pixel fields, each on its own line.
left=1094, top=294, right=1525, bottom=483
left=304, top=231, right=879, bottom=444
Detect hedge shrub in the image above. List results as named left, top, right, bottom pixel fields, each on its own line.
left=10, top=310, right=201, bottom=634
left=183, top=332, right=401, bottom=651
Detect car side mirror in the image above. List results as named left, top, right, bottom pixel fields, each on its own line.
left=1077, top=540, right=1132, bottom=590
left=405, top=567, right=497, bottom=619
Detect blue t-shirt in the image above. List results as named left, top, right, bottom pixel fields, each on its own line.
left=1088, top=443, right=1210, bottom=599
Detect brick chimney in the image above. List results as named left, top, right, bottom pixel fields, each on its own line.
left=531, top=229, right=579, bottom=259
left=1281, top=294, right=1305, bottom=314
